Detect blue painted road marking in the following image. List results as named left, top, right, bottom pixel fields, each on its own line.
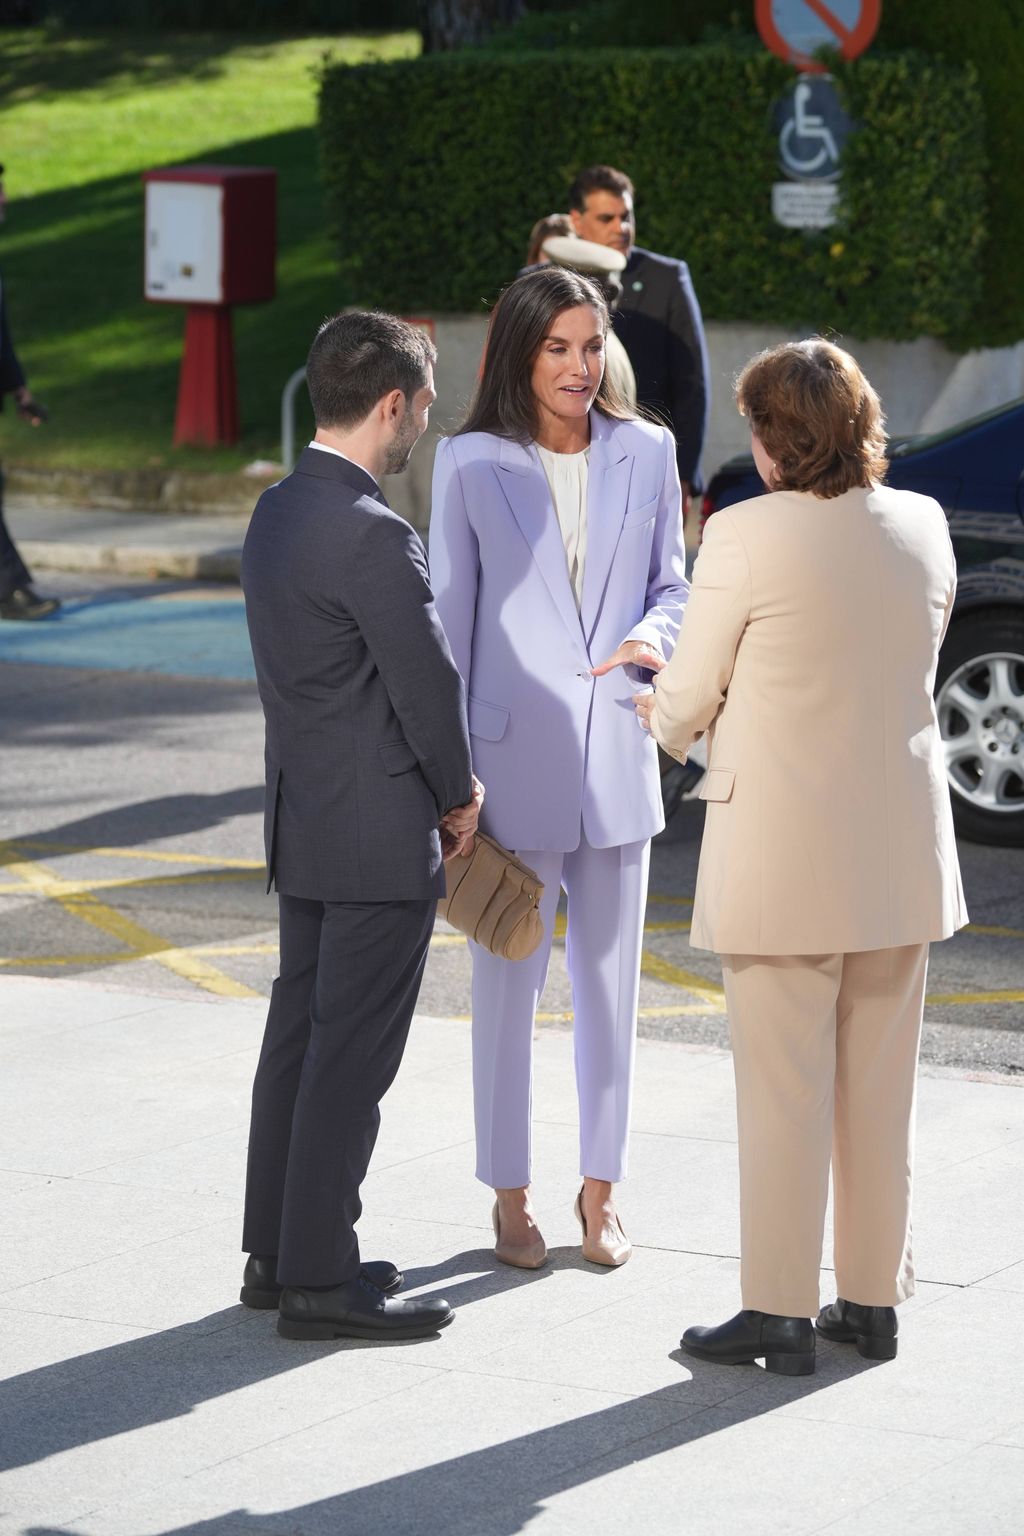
left=0, top=592, right=256, bottom=681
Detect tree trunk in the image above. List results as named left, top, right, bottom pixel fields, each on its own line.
left=419, top=0, right=525, bottom=53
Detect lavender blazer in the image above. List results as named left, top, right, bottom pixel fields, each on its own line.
left=429, top=410, right=689, bottom=851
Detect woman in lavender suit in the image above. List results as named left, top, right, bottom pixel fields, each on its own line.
left=430, top=267, right=688, bottom=1268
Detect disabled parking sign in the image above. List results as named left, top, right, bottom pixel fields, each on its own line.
left=775, top=75, right=853, bottom=183
left=756, top=0, right=881, bottom=73
left=772, top=74, right=854, bottom=228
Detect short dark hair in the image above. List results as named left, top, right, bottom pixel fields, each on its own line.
left=568, top=165, right=635, bottom=211
left=735, top=338, right=888, bottom=498
left=306, top=310, right=436, bottom=430
left=457, top=266, right=636, bottom=442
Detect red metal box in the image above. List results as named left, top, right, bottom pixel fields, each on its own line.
left=144, top=165, right=276, bottom=307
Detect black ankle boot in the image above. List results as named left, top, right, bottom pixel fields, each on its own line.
left=681, top=1309, right=815, bottom=1376
left=815, top=1298, right=898, bottom=1360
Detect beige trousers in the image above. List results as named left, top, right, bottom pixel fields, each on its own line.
left=721, top=943, right=929, bottom=1318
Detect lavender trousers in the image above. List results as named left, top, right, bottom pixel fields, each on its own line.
left=470, top=832, right=650, bottom=1189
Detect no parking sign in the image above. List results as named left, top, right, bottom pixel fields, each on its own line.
left=756, top=0, right=880, bottom=73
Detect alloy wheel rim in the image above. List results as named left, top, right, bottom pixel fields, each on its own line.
left=937, top=651, right=1024, bottom=813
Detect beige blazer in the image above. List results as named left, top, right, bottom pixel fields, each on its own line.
left=650, top=485, right=968, bottom=955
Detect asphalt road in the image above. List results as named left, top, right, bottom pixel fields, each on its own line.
left=2, top=573, right=1022, bottom=1077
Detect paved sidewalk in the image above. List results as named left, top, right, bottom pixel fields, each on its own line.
left=7, top=501, right=251, bottom=582
left=1, top=975, right=1022, bottom=1536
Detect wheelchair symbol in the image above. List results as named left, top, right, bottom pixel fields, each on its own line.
left=779, top=80, right=840, bottom=181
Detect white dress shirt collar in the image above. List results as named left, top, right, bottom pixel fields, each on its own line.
left=308, top=439, right=380, bottom=491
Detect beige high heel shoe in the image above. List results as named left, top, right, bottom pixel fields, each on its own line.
left=574, top=1185, right=632, bottom=1267
left=492, top=1200, right=548, bottom=1270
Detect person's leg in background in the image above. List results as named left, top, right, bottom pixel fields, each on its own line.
left=0, top=464, right=58, bottom=619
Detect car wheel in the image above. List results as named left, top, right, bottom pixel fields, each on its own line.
left=936, top=612, right=1024, bottom=846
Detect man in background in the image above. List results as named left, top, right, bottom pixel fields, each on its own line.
left=0, top=164, right=59, bottom=621
left=569, top=163, right=709, bottom=512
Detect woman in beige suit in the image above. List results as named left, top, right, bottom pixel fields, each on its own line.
left=637, top=339, right=967, bottom=1376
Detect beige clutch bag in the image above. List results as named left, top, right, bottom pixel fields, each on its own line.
left=439, top=833, right=545, bottom=961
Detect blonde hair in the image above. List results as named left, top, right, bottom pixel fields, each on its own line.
left=735, top=338, right=887, bottom=497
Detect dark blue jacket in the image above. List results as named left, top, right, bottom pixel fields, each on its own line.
left=613, top=247, right=709, bottom=493
left=0, top=272, right=27, bottom=406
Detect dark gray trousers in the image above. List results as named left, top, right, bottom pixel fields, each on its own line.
left=242, top=891, right=436, bottom=1287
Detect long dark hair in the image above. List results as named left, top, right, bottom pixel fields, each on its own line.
left=457, top=266, right=637, bottom=442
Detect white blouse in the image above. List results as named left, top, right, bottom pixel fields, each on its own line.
left=536, top=443, right=590, bottom=610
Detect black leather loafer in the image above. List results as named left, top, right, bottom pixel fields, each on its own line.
left=681, top=1309, right=815, bottom=1376
left=240, top=1254, right=403, bottom=1310
left=816, top=1298, right=898, bottom=1360
left=277, top=1275, right=454, bottom=1341
left=0, top=586, right=60, bottom=621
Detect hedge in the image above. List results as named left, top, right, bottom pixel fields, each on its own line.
left=489, top=2, right=1022, bottom=347
left=319, top=46, right=986, bottom=341
left=876, top=3, right=1024, bottom=347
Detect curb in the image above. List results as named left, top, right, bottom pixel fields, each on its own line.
left=6, top=464, right=278, bottom=518
left=20, top=540, right=243, bottom=582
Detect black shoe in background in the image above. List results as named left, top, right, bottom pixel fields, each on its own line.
left=240, top=1253, right=404, bottom=1310
left=816, top=1298, right=898, bottom=1360
left=278, top=1274, right=454, bottom=1341
left=681, top=1309, right=815, bottom=1375
left=0, top=586, right=60, bottom=621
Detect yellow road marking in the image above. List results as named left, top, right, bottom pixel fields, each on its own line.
left=0, top=843, right=261, bottom=1000
left=640, top=949, right=727, bottom=1010
left=0, top=952, right=138, bottom=969
left=450, top=1005, right=729, bottom=1023
left=0, top=870, right=262, bottom=896
left=0, top=845, right=1015, bottom=1012
left=5, top=839, right=263, bottom=870
left=926, top=989, right=1024, bottom=1006
left=187, top=943, right=278, bottom=957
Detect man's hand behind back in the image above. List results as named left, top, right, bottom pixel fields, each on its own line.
left=440, top=775, right=485, bottom=860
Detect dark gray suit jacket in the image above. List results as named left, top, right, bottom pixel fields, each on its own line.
left=242, top=446, right=473, bottom=902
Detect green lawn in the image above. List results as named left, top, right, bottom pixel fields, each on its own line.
left=0, top=29, right=419, bottom=473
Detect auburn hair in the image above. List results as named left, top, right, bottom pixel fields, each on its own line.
left=735, top=338, right=888, bottom=498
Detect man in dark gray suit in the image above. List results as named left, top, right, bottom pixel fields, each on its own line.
left=240, top=311, right=480, bottom=1342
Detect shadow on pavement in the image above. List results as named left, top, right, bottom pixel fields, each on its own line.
left=4, top=785, right=265, bottom=854
left=13, top=1321, right=884, bottom=1536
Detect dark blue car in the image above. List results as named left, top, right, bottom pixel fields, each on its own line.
left=699, top=398, right=1024, bottom=847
